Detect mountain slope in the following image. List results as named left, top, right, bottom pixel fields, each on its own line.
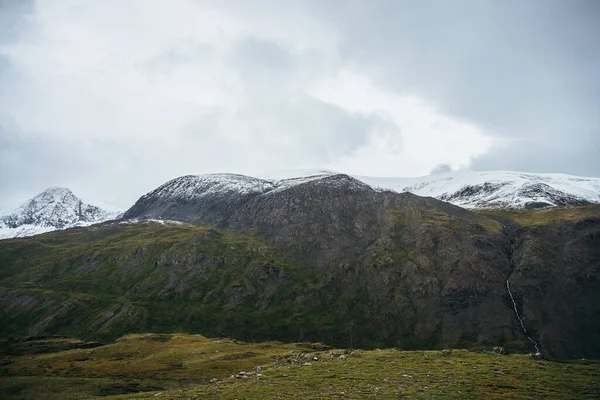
left=0, top=188, right=120, bottom=239
left=3, top=170, right=600, bottom=358
left=0, top=220, right=327, bottom=344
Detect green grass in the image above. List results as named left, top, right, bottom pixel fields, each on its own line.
left=0, top=221, right=328, bottom=344
left=1, top=334, right=598, bottom=399
left=478, top=204, right=600, bottom=226
left=423, top=208, right=503, bottom=234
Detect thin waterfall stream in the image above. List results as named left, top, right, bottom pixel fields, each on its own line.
left=506, top=279, right=540, bottom=353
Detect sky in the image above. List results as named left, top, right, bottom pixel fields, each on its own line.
left=0, top=0, right=598, bottom=211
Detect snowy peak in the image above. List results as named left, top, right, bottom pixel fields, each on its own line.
left=145, top=174, right=275, bottom=201
left=122, top=172, right=356, bottom=224
left=0, top=188, right=121, bottom=239
left=132, top=172, right=365, bottom=205
left=385, top=171, right=600, bottom=209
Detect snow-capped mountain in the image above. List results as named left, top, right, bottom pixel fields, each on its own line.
left=258, top=169, right=600, bottom=209
left=121, top=173, right=319, bottom=224
left=0, top=187, right=121, bottom=239
left=357, top=171, right=600, bottom=209
left=7, top=169, right=597, bottom=240
left=125, top=170, right=600, bottom=222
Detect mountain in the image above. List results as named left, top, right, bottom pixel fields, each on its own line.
left=123, top=170, right=600, bottom=226
left=3, top=173, right=600, bottom=359
left=122, top=174, right=275, bottom=225
left=256, top=169, right=600, bottom=209
left=358, top=170, right=600, bottom=209
left=0, top=187, right=121, bottom=239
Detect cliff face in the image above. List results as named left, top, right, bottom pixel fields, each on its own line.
left=506, top=217, right=600, bottom=359
left=1, top=174, right=599, bottom=359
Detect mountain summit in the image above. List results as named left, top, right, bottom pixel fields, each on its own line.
left=0, top=187, right=120, bottom=239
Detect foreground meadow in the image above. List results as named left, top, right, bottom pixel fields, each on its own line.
left=1, top=334, right=598, bottom=399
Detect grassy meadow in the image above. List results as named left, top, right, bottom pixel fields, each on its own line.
left=1, top=334, right=598, bottom=399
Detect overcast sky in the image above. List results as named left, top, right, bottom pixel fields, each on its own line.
left=1, top=0, right=598, bottom=211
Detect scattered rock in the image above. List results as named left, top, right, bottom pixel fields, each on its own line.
left=309, top=342, right=330, bottom=351
left=339, top=355, right=346, bottom=360
left=302, top=362, right=312, bottom=366
left=209, top=378, right=218, bottom=383
left=492, top=346, right=508, bottom=355
left=529, top=352, right=543, bottom=360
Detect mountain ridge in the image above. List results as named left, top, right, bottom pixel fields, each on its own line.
left=3, top=169, right=598, bottom=240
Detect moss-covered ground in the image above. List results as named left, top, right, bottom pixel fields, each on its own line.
left=477, top=204, right=600, bottom=226
left=1, top=334, right=598, bottom=399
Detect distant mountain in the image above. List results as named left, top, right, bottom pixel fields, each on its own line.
left=357, top=170, right=600, bottom=209
left=0, top=187, right=121, bottom=239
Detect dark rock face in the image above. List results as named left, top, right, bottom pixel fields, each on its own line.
left=507, top=218, right=600, bottom=359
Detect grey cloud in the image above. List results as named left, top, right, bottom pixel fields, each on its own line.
left=308, top=0, right=600, bottom=176
left=232, top=37, right=294, bottom=73
left=429, top=164, right=452, bottom=175
left=137, top=40, right=217, bottom=78
left=0, top=0, right=33, bottom=45
left=471, top=131, right=600, bottom=176
left=179, top=93, right=385, bottom=165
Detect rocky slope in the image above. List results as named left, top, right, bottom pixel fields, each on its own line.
left=2, top=173, right=599, bottom=359
left=0, top=188, right=120, bottom=239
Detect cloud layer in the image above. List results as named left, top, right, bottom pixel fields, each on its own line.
left=0, top=0, right=597, bottom=210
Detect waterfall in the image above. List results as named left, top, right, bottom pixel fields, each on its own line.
left=506, top=279, right=540, bottom=353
